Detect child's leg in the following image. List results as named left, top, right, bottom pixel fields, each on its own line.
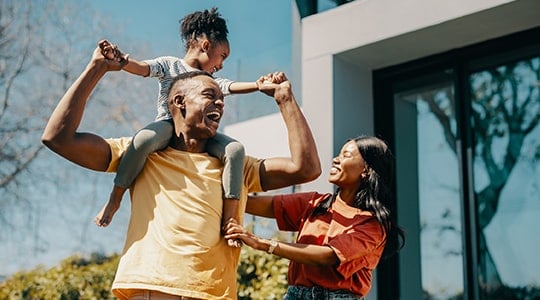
left=114, top=120, right=173, bottom=187
left=95, top=120, right=173, bottom=227
left=206, top=133, right=245, bottom=247
left=207, top=133, right=245, bottom=200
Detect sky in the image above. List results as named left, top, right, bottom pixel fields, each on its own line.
left=84, top=0, right=293, bottom=83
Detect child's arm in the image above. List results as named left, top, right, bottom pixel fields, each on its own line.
left=98, top=39, right=150, bottom=77
left=228, top=81, right=259, bottom=94
left=122, top=58, right=150, bottom=77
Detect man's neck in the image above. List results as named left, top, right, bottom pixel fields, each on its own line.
left=169, top=135, right=207, bottom=153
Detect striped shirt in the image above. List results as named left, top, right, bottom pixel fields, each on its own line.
left=144, top=56, right=234, bottom=121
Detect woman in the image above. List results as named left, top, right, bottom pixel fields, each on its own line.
left=225, top=136, right=405, bottom=299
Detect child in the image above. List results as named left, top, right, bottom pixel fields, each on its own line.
left=95, top=8, right=260, bottom=247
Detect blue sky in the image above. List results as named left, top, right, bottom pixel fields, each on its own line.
left=84, top=0, right=293, bottom=81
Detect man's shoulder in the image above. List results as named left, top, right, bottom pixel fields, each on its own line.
left=242, top=155, right=263, bottom=192
left=104, top=137, right=132, bottom=172
left=106, top=137, right=132, bottom=151
left=243, top=155, right=262, bottom=169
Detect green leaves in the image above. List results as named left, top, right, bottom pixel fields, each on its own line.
left=237, top=247, right=289, bottom=300
left=0, top=253, right=120, bottom=300
left=1, top=251, right=289, bottom=299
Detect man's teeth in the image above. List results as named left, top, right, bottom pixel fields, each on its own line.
left=207, top=111, right=221, bottom=121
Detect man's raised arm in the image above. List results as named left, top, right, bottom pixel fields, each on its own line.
left=257, top=72, right=321, bottom=191
left=41, top=46, right=123, bottom=171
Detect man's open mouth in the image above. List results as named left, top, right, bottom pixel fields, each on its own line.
left=206, top=111, right=222, bottom=122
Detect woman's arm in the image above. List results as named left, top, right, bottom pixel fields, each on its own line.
left=245, top=195, right=274, bottom=218
left=224, top=222, right=339, bottom=266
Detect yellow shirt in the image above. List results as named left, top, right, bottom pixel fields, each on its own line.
left=106, top=137, right=263, bottom=300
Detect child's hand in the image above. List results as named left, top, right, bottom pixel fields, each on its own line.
left=91, top=46, right=125, bottom=72
left=98, top=39, right=129, bottom=67
left=257, top=72, right=291, bottom=98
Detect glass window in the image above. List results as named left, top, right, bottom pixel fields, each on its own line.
left=469, top=56, right=540, bottom=298
left=393, top=73, right=465, bottom=299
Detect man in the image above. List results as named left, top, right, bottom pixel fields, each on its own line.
left=42, top=46, right=320, bottom=300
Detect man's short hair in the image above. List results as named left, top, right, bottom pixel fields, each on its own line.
left=168, top=70, right=214, bottom=99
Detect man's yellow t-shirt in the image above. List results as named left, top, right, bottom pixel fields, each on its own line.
left=105, top=137, right=263, bottom=300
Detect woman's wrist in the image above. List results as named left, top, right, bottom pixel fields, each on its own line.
left=264, top=239, right=279, bottom=254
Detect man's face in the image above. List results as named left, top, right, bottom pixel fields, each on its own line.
left=178, top=75, right=225, bottom=139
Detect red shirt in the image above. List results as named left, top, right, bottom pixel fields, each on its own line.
left=273, top=192, right=386, bottom=297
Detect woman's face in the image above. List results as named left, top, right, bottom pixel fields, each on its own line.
left=328, top=140, right=367, bottom=189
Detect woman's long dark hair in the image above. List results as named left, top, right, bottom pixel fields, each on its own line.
left=314, top=136, right=405, bottom=258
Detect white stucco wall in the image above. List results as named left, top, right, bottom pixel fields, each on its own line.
left=224, top=113, right=290, bottom=159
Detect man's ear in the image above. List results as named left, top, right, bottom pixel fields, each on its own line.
left=172, top=94, right=186, bottom=115
left=172, top=94, right=184, bottom=106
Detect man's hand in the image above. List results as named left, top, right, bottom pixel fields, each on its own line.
left=98, top=39, right=130, bottom=66
left=257, top=72, right=292, bottom=103
left=91, top=42, right=126, bottom=72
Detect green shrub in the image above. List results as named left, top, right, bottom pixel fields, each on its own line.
left=1, top=250, right=289, bottom=300
left=237, top=247, right=289, bottom=300
left=0, top=253, right=119, bottom=300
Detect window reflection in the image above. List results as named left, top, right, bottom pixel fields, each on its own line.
left=470, top=56, right=540, bottom=298
left=394, top=79, right=464, bottom=299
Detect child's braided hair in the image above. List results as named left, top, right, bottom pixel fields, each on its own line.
left=180, top=7, right=229, bottom=51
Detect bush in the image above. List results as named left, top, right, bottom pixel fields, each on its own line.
left=237, top=247, right=289, bottom=300
left=1, top=250, right=289, bottom=300
left=0, top=253, right=119, bottom=300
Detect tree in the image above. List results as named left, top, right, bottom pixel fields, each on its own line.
left=0, top=1, right=42, bottom=193
left=0, top=0, right=155, bottom=275
left=469, top=59, right=539, bottom=291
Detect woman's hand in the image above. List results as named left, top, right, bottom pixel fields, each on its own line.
left=224, top=222, right=265, bottom=251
